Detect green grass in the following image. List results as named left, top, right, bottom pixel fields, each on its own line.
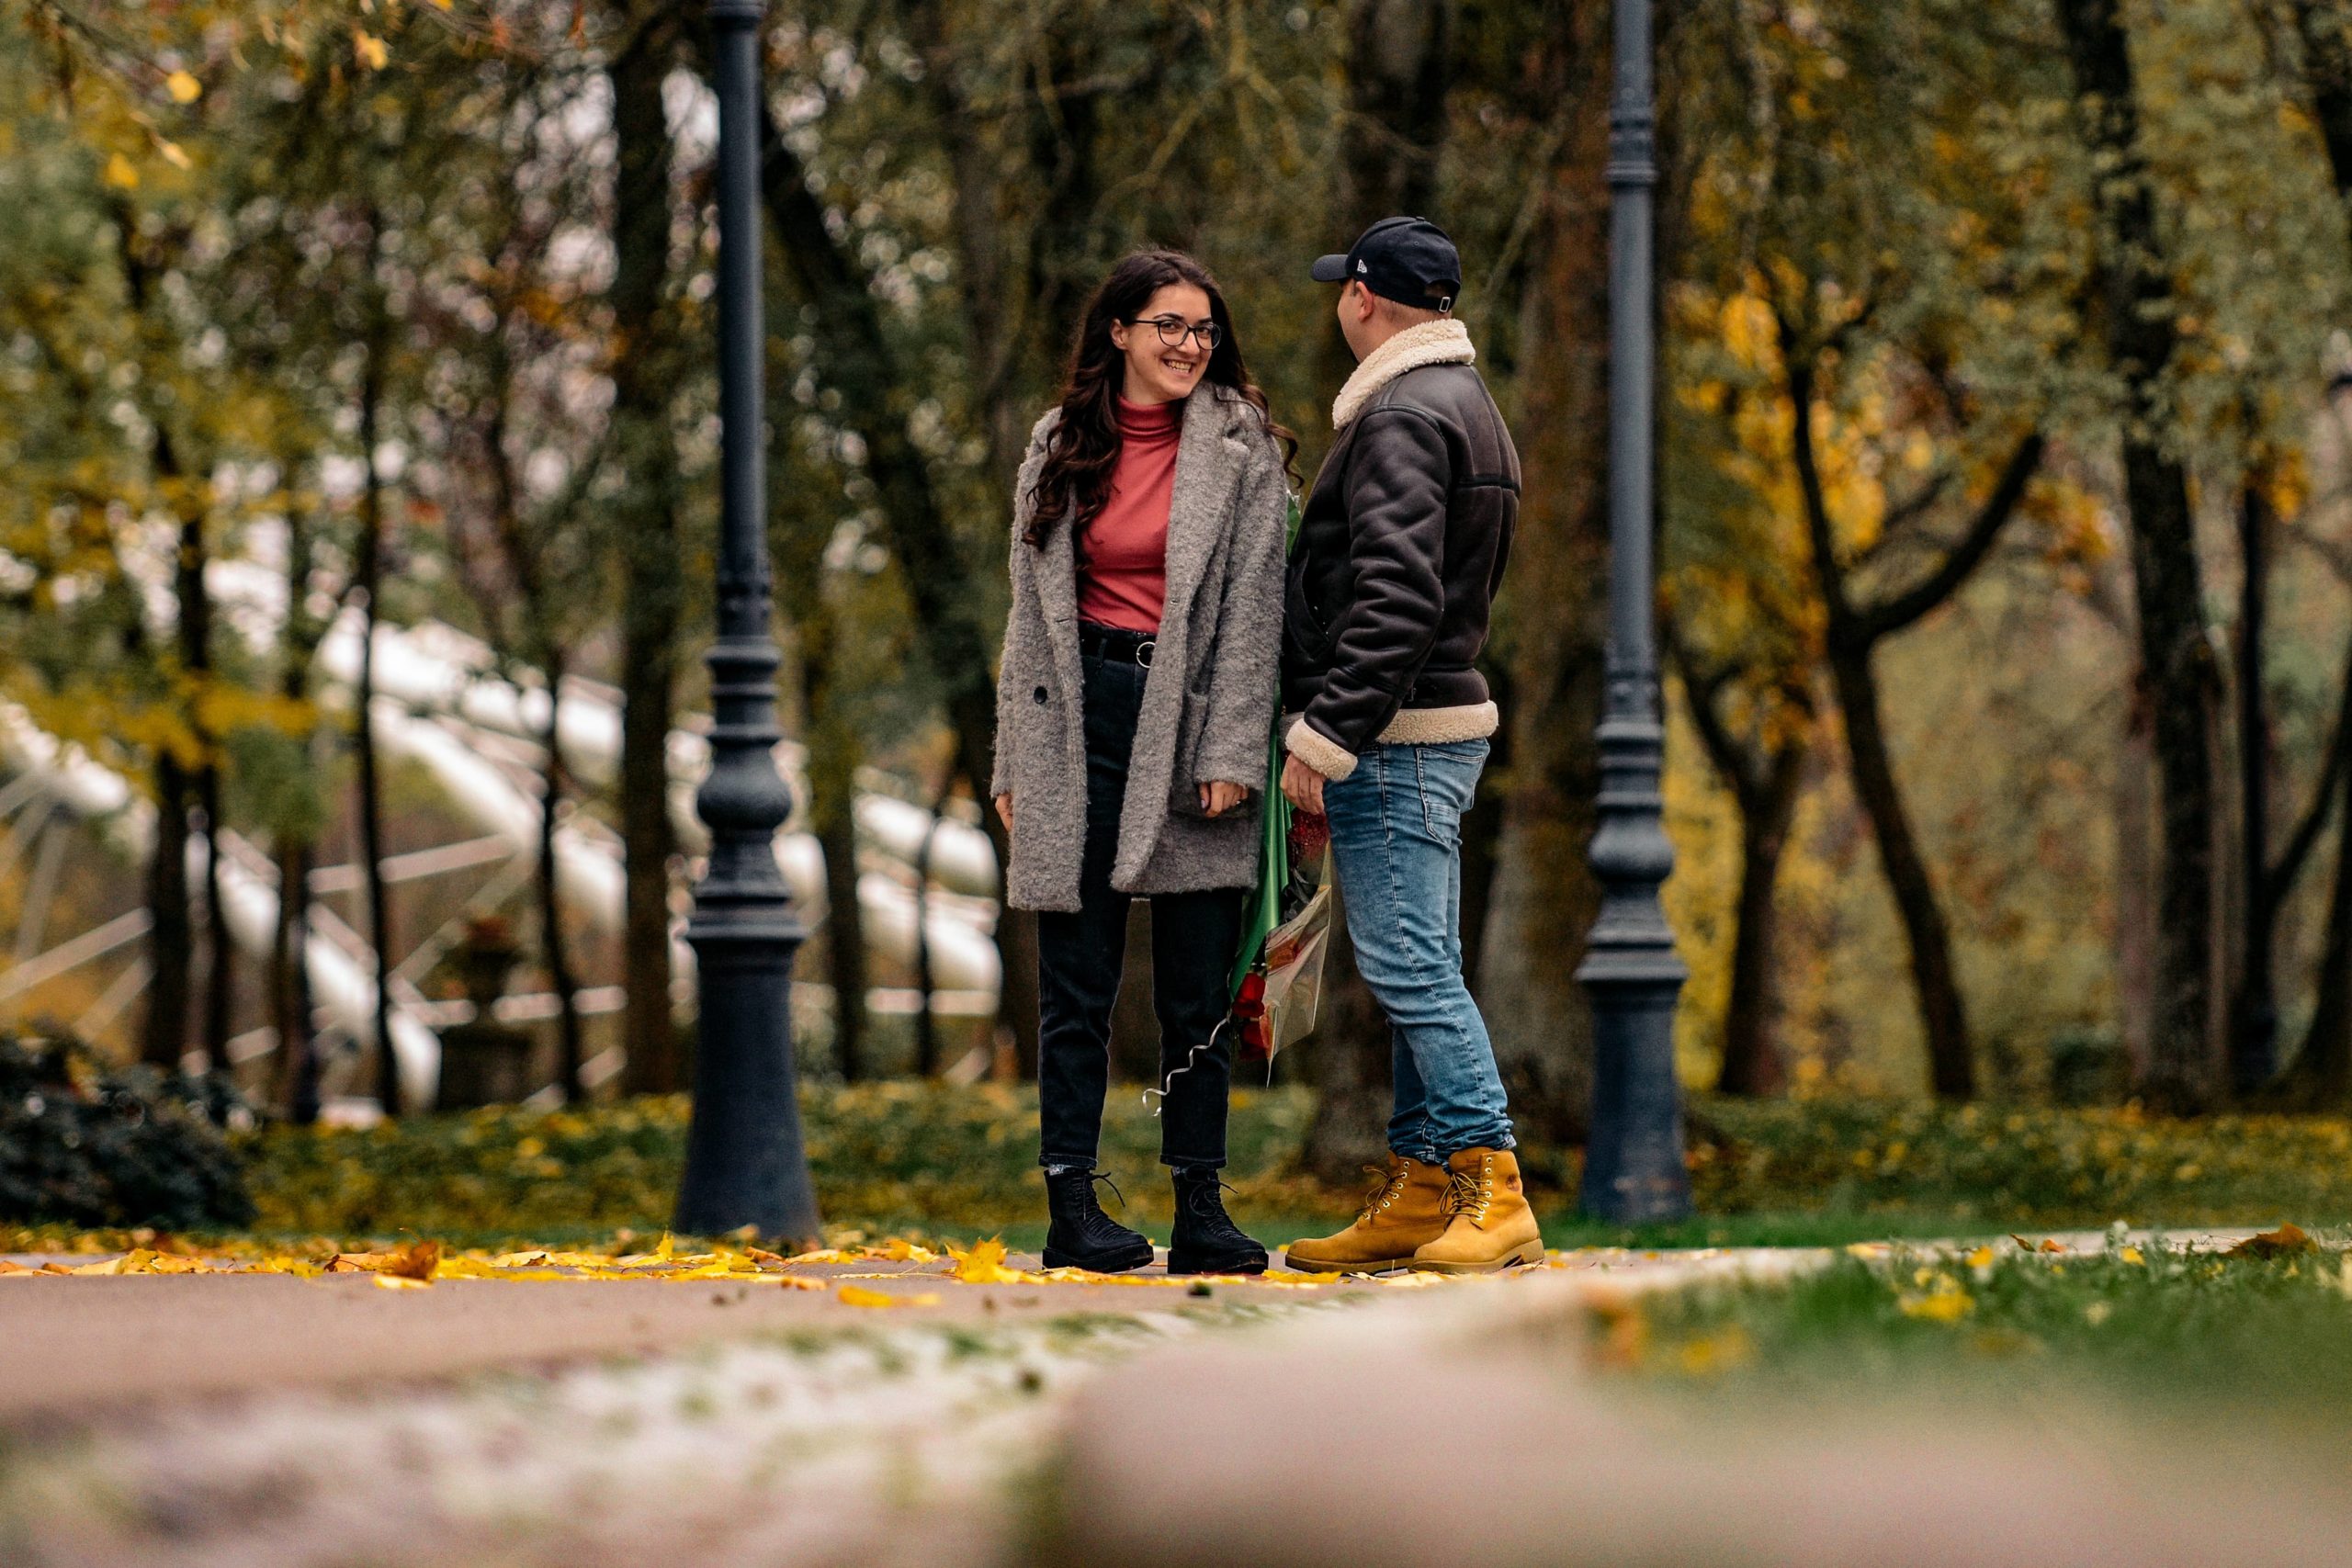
left=1589, top=1234, right=2352, bottom=1416
left=1686, top=1096, right=2352, bottom=1226
left=14, top=1083, right=2352, bottom=1253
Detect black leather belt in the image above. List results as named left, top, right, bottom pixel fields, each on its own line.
left=1080, top=621, right=1157, bottom=669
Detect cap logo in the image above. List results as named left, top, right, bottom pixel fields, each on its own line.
left=1357, top=259, right=1368, bottom=273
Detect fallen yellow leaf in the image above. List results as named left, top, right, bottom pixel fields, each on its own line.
left=373, top=1273, right=431, bottom=1290
left=1965, top=1246, right=1996, bottom=1269
left=2228, top=1224, right=2315, bottom=1259
left=950, top=1237, right=1035, bottom=1285
left=165, top=70, right=201, bottom=103
left=354, top=29, right=389, bottom=70
left=2118, top=1246, right=2145, bottom=1265
left=103, top=152, right=140, bottom=190
left=325, top=1240, right=440, bottom=1279
left=837, top=1284, right=937, bottom=1308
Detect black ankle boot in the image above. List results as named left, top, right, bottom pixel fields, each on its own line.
left=1041, top=1167, right=1156, bottom=1273
left=1168, top=1167, right=1268, bottom=1276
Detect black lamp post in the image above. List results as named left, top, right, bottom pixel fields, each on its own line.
left=673, top=0, right=823, bottom=1242
left=1576, top=0, right=1693, bottom=1224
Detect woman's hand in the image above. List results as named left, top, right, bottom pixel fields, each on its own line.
left=994, top=793, right=1014, bottom=833
left=1198, top=781, right=1249, bottom=818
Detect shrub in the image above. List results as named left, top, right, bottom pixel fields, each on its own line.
left=0, top=1032, right=255, bottom=1229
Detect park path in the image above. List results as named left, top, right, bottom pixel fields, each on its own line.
left=1, top=1242, right=1814, bottom=1568
left=6, top=1230, right=2333, bottom=1568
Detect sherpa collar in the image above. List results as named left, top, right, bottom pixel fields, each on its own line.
left=1330, top=318, right=1476, bottom=430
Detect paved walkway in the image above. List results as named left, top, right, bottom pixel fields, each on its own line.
left=0, top=1253, right=1393, bottom=1422
left=5, top=1230, right=2325, bottom=1568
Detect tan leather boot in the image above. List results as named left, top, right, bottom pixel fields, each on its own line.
left=1280, top=1156, right=1450, bottom=1274
left=1410, top=1147, right=1546, bottom=1273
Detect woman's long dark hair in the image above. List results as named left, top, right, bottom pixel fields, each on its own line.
left=1023, top=249, right=1296, bottom=547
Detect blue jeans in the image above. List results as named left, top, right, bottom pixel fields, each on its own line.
left=1322, top=739, right=1514, bottom=1165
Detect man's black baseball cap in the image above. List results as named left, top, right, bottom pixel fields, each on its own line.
left=1310, top=217, right=1462, bottom=310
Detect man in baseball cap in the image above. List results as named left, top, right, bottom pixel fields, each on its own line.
left=1307, top=215, right=1464, bottom=312
left=1280, top=218, right=1535, bottom=1276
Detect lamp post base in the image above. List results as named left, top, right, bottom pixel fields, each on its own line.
left=1577, top=972, right=1692, bottom=1224
left=674, top=931, right=822, bottom=1243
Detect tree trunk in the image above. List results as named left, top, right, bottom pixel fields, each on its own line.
left=610, top=6, right=684, bottom=1096
left=2276, top=630, right=2352, bottom=1107
left=271, top=835, right=318, bottom=1122
left=1476, top=0, right=1612, bottom=1145
left=1717, top=741, right=1804, bottom=1097
left=270, top=469, right=322, bottom=1122
left=1826, top=641, right=1973, bottom=1097
left=1022, top=30, right=1109, bottom=392
left=2294, top=0, right=2352, bottom=236
left=801, top=620, right=868, bottom=1082
left=2056, top=0, right=2221, bottom=1113
left=2229, top=479, right=2278, bottom=1093
left=538, top=658, right=584, bottom=1103
left=153, top=418, right=233, bottom=1073
left=110, top=203, right=194, bottom=1073
left=142, top=753, right=192, bottom=1070
left=197, top=767, right=232, bottom=1066
left=2116, top=678, right=2158, bottom=1080
left=914, top=796, right=944, bottom=1077
left=2289, top=751, right=2352, bottom=1107
left=354, top=302, right=398, bottom=1115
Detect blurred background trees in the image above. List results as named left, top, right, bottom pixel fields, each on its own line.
left=8, top=0, right=2352, bottom=1128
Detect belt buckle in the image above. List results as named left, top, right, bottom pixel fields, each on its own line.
left=1136, top=639, right=1155, bottom=669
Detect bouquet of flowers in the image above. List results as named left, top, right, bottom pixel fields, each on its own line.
left=1228, top=796, right=1332, bottom=1066
left=1228, top=491, right=1334, bottom=1065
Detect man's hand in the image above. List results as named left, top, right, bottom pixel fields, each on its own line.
left=1281, top=753, right=1327, bottom=816
left=994, top=793, right=1013, bottom=834
left=1198, top=781, right=1250, bottom=818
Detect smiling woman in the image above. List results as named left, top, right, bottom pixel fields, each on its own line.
left=990, top=249, right=1297, bottom=1279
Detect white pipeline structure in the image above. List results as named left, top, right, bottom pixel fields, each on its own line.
left=0, top=554, right=1001, bottom=1101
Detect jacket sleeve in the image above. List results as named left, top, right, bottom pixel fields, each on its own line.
left=989, top=539, right=1033, bottom=800
left=1192, top=449, right=1288, bottom=788
left=1287, top=408, right=1452, bottom=780
left=991, top=421, right=1057, bottom=799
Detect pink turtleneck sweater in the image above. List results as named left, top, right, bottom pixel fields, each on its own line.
left=1075, top=397, right=1182, bottom=634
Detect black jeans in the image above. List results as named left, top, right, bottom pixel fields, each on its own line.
left=1036, top=637, right=1244, bottom=1171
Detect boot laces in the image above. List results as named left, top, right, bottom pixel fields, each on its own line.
left=1442, top=1163, right=1493, bottom=1225
left=1357, top=1163, right=1410, bottom=1219
left=1180, top=1172, right=1240, bottom=1221
left=1050, top=1167, right=1127, bottom=1211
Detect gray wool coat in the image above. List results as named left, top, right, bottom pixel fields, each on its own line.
left=990, top=383, right=1289, bottom=913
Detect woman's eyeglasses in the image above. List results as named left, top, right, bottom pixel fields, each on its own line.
left=1122, top=315, right=1222, bottom=350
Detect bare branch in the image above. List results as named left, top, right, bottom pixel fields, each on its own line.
left=1854, top=431, right=2046, bottom=643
